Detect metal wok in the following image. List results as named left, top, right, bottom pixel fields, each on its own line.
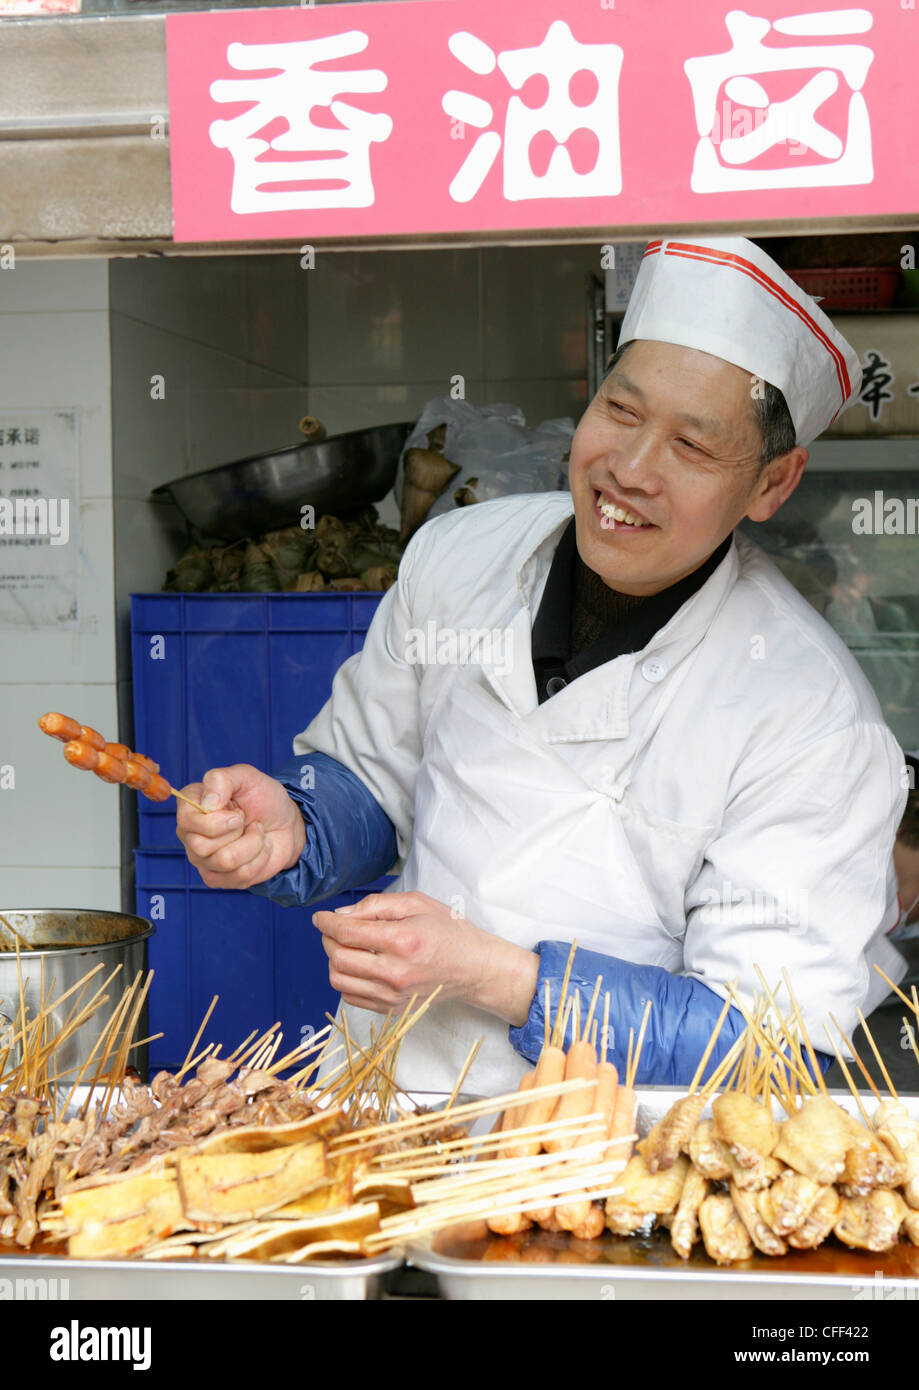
left=150, top=421, right=414, bottom=542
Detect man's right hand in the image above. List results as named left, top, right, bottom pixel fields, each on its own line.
left=176, top=763, right=306, bottom=890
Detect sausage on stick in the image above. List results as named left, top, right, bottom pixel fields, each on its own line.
left=38, top=713, right=83, bottom=743
left=486, top=1071, right=537, bottom=1236
left=41, top=713, right=207, bottom=811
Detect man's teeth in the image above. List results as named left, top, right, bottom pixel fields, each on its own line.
left=598, top=501, right=651, bottom=527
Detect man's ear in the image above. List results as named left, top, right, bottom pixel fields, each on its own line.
left=745, top=446, right=808, bottom=523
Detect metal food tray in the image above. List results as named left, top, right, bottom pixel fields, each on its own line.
left=0, top=1247, right=400, bottom=1301
left=0, top=1084, right=421, bottom=1301
left=408, top=1087, right=919, bottom=1301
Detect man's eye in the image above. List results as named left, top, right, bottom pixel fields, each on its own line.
left=677, top=437, right=701, bottom=452
left=606, top=399, right=633, bottom=416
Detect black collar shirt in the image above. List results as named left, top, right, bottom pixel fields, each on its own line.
left=531, top=518, right=733, bottom=704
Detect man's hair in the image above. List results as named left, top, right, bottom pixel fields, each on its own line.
left=900, top=756, right=919, bottom=849
left=603, top=340, right=797, bottom=470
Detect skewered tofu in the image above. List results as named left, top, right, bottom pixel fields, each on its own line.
left=605, top=1154, right=689, bottom=1235
left=712, top=1091, right=779, bottom=1169
left=834, top=1189, right=907, bottom=1252
left=698, top=1193, right=754, bottom=1264
left=670, top=1165, right=710, bottom=1259
left=773, top=1094, right=853, bottom=1184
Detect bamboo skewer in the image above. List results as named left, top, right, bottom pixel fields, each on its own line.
left=903, top=1017, right=919, bottom=1070
left=264, top=1024, right=333, bottom=1079
left=624, top=999, right=652, bottom=1090
left=581, top=976, right=602, bottom=1045
left=687, top=988, right=735, bottom=1094
left=330, top=1077, right=596, bottom=1153
left=823, top=1024, right=873, bottom=1129
left=856, top=1007, right=898, bottom=1099
left=828, top=1012, right=882, bottom=1105
left=169, top=786, right=211, bottom=814
left=551, top=941, right=578, bottom=1048
left=176, top=994, right=219, bottom=1081
left=781, top=969, right=827, bottom=1095
left=445, top=1036, right=483, bottom=1113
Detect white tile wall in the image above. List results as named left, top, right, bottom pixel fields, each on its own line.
left=0, top=260, right=120, bottom=902
left=0, top=867, right=121, bottom=912
left=305, top=248, right=482, bottom=387
left=0, top=681, right=120, bottom=869
left=0, top=310, right=113, bottom=499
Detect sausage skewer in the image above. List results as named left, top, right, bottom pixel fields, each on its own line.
left=41, top=713, right=210, bottom=813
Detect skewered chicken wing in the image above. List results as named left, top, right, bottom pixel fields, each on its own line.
left=698, top=1193, right=753, bottom=1265
left=874, top=1101, right=919, bottom=1209
left=874, top=1099, right=919, bottom=1151
left=773, top=1094, right=853, bottom=1184
left=839, top=1123, right=903, bottom=1197
left=762, top=1169, right=821, bottom=1237
left=712, top=1092, right=779, bottom=1169
left=689, top=1120, right=731, bottom=1180
left=605, top=1154, right=689, bottom=1235
left=722, top=1146, right=783, bottom=1192
left=730, top=1181, right=787, bottom=1256
left=786, top=1185, right=840, bottom=1249
left=670, top=1165, right=710, bottom=1259
left=637, top=1095, right=705, bottom=1173
left=834, top=1188, right=907, bottom=1252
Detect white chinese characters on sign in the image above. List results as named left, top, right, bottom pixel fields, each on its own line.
left=442, top=20, right=624, bottom=203
left=209, top=32, right=393, bottom=213
left=683, top=8, right=875, bottom=192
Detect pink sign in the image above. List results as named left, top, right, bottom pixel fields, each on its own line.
left=166, top=1, right=918, bottom=244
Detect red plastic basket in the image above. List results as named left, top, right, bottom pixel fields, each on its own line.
left=788, top=266, right=899, bottom=311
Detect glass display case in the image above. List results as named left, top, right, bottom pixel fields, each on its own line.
left=739, top=439, right=919, bottom=750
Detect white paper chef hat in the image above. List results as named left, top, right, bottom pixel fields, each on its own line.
left=617, top=236, right=862, bottom=446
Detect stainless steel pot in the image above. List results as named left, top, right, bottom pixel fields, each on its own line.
left=0, top=909, right=155, bottom=1085
left=151, top=420, right=414, bottom=542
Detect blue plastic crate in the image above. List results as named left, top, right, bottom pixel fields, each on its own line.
left=130, top=592, right=384, bottom=845
left=136, top=849, right=392, bottom=1073
left=130, top=592, right=390, bottom=1070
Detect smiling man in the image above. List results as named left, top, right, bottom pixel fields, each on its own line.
left=176, top=235, right=908, bottom=1094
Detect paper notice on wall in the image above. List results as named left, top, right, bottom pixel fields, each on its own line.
left=0, top=409, right=79, bottom=629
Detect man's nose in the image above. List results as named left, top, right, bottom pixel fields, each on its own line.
left=604, top=426, right=663, bottom=488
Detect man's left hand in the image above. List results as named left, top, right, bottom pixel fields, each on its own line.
left=312, top=890, right=538, bottom=1025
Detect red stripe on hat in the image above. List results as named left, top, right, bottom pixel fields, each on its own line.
left=662, top=241, right=850, bottom=406
left=643, top=240, right=663, bottom=257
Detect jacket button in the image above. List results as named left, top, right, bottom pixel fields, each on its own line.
left=641, top=658, right=667, bottom=683
left=546, top=675, right=568, bottom=696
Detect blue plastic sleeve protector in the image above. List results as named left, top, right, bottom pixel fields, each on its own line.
left=246, top=753, right=398, bottom=908
left=508, top=940, right=832, bottom=1087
